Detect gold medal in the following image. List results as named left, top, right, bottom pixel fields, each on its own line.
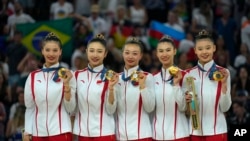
left=213, top=71, right=224, bottom=81
left=58, top=68, right=66, bottom=78
left=130, top=71, right=139, bottom=82
left=169, top=66, right=179, bottom=77
left=105, top=70, right=115, bottom=80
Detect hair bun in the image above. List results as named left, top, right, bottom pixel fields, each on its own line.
left=198, top=29, right=210, bottom=36
left=159, top=35, right=174, bottom=42
left=46, top=32, right=59, bottom=38
left=95, top=34, right=105, bottom=40
left=196, top=29, right=211, bottom=38
left=126, top=37, right=140, bottom=43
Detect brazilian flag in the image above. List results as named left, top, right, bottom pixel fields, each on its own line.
left=16, top=18, right=73, bottom=60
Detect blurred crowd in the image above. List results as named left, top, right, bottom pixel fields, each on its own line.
left=0, top=0, right=250, bottom=140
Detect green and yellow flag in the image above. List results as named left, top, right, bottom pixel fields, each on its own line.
left=16, top=18, right=73, bottom=59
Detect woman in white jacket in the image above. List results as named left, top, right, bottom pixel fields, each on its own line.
left=152, top=35, right=190, bottom=141
left=182, top=29, right=231, bottom=141
left=23, top=32, right=76, bottom=141
left=73, top=34, right=118, bottom=141
left=108, top=37, right=155, bottom=141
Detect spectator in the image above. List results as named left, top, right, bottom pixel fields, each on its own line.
left=16, top=52, right=39, bottom=93
left=178, top=32, right=194, bottom=54
left=165, top=10, right=184, bottom=32
left=73, top=0, right=92, bottom=17
left=98, top=0, right=126, bottom=18
left=5, top=92, right=24, bottom=140
left=191, top=1, right=213, bottom=33
left=50, top=0, right=74, bottom=20
left=128, top=0, right=148, bottom=26
left=234, top=43, right=249, bottom=68
left=177, top=52, right=193, bottom=70
left=109, top=5, right=133, bottom=49
left=6, top=105, right=25, bottom=141
left=0, top=68, right=10, bottom=113
left=241, top=12, right=250, bottom=52
left=144, top=0, right=166, bottom=26
left=7, top=1, right=35, bottom=38
left=228, top=100, right=250, bottom=125
left=73, top=20, right=93, bottom=50
left=71, top=55, right=87, bottom=71
left=0, top=0, right=14, bottom=35
left=231, top=66, right=250, bottom=103
left=6, top=30, right=27, bottom=88
left=215, top=5, right=237, bottom=64
left=87, top=4, right=109, bottom=36
left=70, top=43, right=86, bottom=71
left=214, top=35, right=230, bottom=66
left=104, top=37, right=123, bottom=72
left=131, top=24, right=150, bottom=51
left=18, top=0, right=34, bottom=16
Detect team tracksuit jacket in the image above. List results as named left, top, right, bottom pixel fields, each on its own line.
left=24, top=63, right=76, bottom=136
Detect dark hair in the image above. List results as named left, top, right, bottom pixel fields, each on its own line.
left=42, top=32, right=62, bottom=49
left=233, top=100, right=245, bottom=107
left=195, top=29, right=214, bottom=43
left=158, top=35, right=176, bottom=48
left=123, top=37, right=144, bottom=52
left=88, top=34, right=106, bottom=48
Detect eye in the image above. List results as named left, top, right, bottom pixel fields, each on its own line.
left=53, top=49, right=59, bottom=52
left=157, top=49, right=163, bottom=53
left=89, top=49, right=94, bottom=52
left=133, top=52, right=138, bottom=56
left=98, top=50, right=104, bottom=53
left=124, top=51, right=129, bottom=55
left=166, top=48, right=171, bottom=52
left=198, top=48, right=202, bottom=51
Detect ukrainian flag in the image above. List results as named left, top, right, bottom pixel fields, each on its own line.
left=16, top=18, right=73, bottom=59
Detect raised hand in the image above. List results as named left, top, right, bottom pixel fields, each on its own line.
left=138, top=72, right=146, bottom=89
left=61, top=68, right=73, bottom=84
left=108, top=73, right=119, bottom=89
left=185, top=91, right=193, bottom=103
left=219, top=68, right=228, bottom=84
left=173, top=70, right=182, bottom=86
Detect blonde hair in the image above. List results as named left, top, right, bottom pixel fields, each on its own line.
left=11, top=105, right=25, bottom=134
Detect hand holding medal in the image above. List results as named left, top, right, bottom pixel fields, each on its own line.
left=136, top=71, right=146, bottom=89
left=169, top=66, right=182, bottom=86
left=212, top=70, right=224, bottom=81
left=169, top=66, right=179, bottom=77
left=58, top=68, right=67, bottom=79
left=106, top=70, right=119, bottom=88
left=58, top=68, right=72, bottom=83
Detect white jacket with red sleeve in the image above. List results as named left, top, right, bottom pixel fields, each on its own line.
left=182, top=60, right=232, bottom=136
left=24, top=63, right=76, bottom=136
left=114, top=65, right=155, bottom=140
left=152, top=67, right=189, bottom=140
left=73, top=64, right=116, bottom=137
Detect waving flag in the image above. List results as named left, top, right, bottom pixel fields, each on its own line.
left=149, top=20, right=186, bottom=48
left=16, top=18, right=73, bottom=59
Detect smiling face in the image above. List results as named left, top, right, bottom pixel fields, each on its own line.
left=156, top=42, right=176, bottom=69
left=194, top=39, right=216, bottom=65
left=122, top=43, right=142, bottom=69
left=41, top=41, right=62, bottom=67
left=86, top=42, right=107, bottom=68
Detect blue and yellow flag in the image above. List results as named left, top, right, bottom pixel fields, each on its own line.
left=16, top=18, right=73, bottom=59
